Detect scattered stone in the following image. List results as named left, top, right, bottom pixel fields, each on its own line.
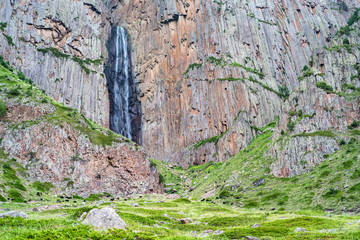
left=253, top=178, right=265, bottom=187
left=190, top=231, right=197, bottom=236
left=0, top=211, right=28, bottom=218
left=162, top=214, right=170, bottom=218
left=130, top=203, right=139, bottom=207
left=153, top=224, right=160, bottom=228
left=294, top=227, right=306, bottom=232
left=166, top=194, right=180, bottom=200
left=82, top=207, right=126, bottom=230
left=270, top=207, right=276, bottom=210
left=252, top=223, right=261, bottom=228
left=110, top=203, right=116, bottom=208
left=213, top=230, right=224, bottom=235
left=164, top=187, right=172, bottom=192
left=178, top=211, right=185, bottom=215
left=180, top=218, right=192, bottom=224
left=246, top=237, right=260, bottom=240
left=199, top=229, right=213, bottom=237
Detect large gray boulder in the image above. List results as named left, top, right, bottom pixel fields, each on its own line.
left=0, top=211, right=28, bottom=218
left=82, top=207, right=126, bottom=230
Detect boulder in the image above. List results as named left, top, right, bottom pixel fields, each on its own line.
left=82, top=207, right=126, bottom=230
left=0, top=211, right=28, bottom=218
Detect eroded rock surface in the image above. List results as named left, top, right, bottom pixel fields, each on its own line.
left=82, top=207, right=126, bottom=230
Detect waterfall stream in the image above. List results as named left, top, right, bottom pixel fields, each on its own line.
left=105, top=26, right=141, bottom=143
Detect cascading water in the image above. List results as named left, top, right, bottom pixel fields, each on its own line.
left=105, top=26, right=142, bottom=143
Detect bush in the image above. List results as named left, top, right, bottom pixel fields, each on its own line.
left=8, top=189, right=24, bottom=202
left=0, top=99, right=6, bottom=117
left=348, top=120, right=359, bottom=130
left=316, top=81, right=333, bottom=93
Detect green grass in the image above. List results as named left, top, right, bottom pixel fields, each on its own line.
left=1, top=197, right=358, bottom=240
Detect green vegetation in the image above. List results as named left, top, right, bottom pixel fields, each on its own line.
left=0, top=22, right=7, bottom=31
left=316, top=81, right=333, bottom=93
left=31, top=181, right=55, bottom=193
left=247, top=13, right=277, bottom=26
left=37, top=47, right=102, bottom=75
left=183, top=63, right=202, bottom=76
left=0, top=99, right=6, bottom=117
left=337, top=8, right=360, bottom=37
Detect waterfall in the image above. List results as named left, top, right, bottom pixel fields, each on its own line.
left=105, top=26, right=141, bottom=143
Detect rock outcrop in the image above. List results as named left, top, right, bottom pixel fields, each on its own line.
left=0, top=69, right=162, bottom=196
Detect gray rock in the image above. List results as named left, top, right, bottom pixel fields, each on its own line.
left=246, top=237, right=260, bottom=240
left=213, top=230, right=224, bottom=235
left=294, top=227, right=306, bottom=232
left=252, top=223, right=261, bottom=228
left=199, top=229, right=213, bottom=237
left=253, top=178, right=265, bottom=187
left=130, top=203, right=139, bottom=207
left=82, top=207, right=126, bottom=230
left=0, top=211, right=28, bottom=218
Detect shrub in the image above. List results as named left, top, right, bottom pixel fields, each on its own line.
left=0, top=99, right=6, bottom=117
left=316, top=81, right=333, bottom=93
left=348, top=120, right=359, bottom=130
left=8, top=189, right=24, bottom=202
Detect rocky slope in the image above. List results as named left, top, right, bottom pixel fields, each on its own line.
left=0, top=0, right=359, bottom=178
left=0, top=61, right=162, bottom=199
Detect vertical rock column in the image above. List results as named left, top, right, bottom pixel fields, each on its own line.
left=105, top=26, right=142, bottom=143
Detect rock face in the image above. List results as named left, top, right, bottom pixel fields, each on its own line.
left=1, top=0, right=360, bottom=177
left=0, top=99, right=162, bottom=197
left=82, top=207, right=126, bottom=230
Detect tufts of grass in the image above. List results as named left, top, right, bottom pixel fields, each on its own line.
left=31, top=181, right=55, bottom=192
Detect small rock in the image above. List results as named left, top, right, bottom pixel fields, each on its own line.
left=153, top=224, right=160, bottom=228
left=270, top=207, right=276, bottom=210
left=344, top=185, right=349, bottom=189
left=213, top=230, right=224, bottom=235
left=162, top=214, right=170, bottom=218
left=82, top=207, right=126, bottom=230
left=130, top=203, right=139, bottom=207
left=0, top=211, right=28, bottom=218
left=190, top=231, right=197, bottom=236
left=253, top=178, right=265, bottom=187
left=294, top=227, right=306, bottom=232
left=178, top=211, right=185, bottom=215
left=252, top=223, right=260, bottom=228
left=180, top=218, right=192, bottom=224
left=199, top=229, right=213, bottom=237
left=110, top=203, right=116, bottom=208
left=246, top=237, right=260, bottom=240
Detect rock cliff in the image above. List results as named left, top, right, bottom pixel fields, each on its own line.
left=0, top=0, right=359, bottom=178
left=0, top=63, right=162, bottom=197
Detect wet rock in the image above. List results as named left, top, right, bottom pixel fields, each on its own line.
left=82, top=207, right=126, bottom=230
left=0, top=211, right=28, bottom=218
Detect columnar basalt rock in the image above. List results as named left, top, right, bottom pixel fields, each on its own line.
left=0, top=0, right=112, bottom=127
